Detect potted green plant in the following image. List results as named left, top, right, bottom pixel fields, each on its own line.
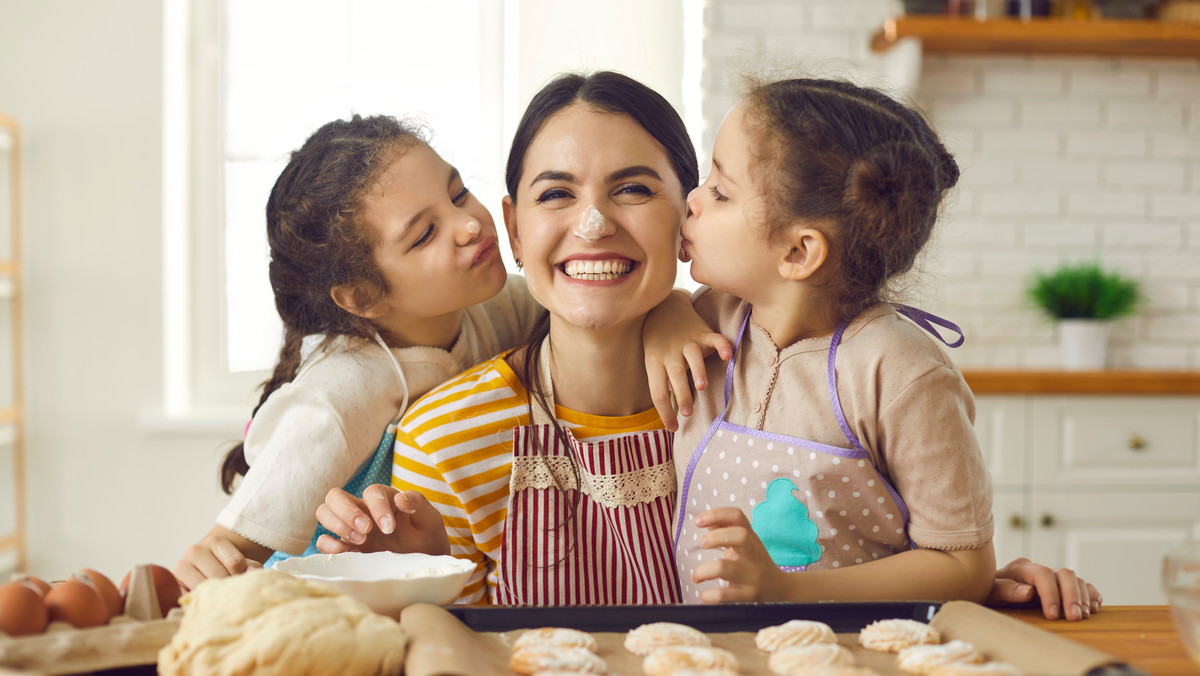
left=1027, top=261, right=1141, bottom=370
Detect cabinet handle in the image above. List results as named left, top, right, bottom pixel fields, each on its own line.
left=1009, top=514, right=1025, bottom=529
left=1040, top=513, right=1055, bottom=528
left=1128, top=434, right=1146, bottom=451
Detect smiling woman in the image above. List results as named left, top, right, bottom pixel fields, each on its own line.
left=314, top=71, right=700, bottom=606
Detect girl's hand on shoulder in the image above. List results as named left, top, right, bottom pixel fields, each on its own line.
left=989, top=557, right=1102, bottom=621
left=644, top=290, right=731, bottom=432
left=691, top=507, right=788, bottom=604
left=315, top=485, right=450, bottom=556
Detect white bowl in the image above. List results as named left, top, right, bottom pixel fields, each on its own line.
left=273, top=551, right=474, bottom=618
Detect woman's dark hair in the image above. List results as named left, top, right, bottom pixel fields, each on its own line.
left=501, top=71, right=698, bottom=548
left=220, top=114, right=424, bottom=493
left=741, top=77, right=960, bottom=321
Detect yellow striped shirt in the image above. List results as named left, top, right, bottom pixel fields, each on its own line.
left=391, top=352, right=664, bottom=604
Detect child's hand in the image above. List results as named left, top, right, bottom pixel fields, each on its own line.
left=644, top=290, right=732, bottom=432
left=989, top=557, right=1102, bottom=621
left=315, top=485, right=450, bottom=557
left=174, top=525, right=267, bottom=591
left=691, top=507, right=789, bottom=604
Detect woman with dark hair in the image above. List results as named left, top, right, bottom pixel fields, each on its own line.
left=316, top=71, right=698, bottom=604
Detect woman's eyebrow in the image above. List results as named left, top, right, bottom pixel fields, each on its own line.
left=448, top=167, right=461, bottom=188
left=529, top=170, right=576, bottom=188
left=609, top=165, right=662, bottom=183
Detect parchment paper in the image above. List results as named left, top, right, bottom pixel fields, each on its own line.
left=398, top=601, right=1124, bottom=675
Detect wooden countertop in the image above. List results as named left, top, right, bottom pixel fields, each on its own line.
left=962, top=370, right=1200, bottom=395
left=1000, top=605, right=1195, bottom=674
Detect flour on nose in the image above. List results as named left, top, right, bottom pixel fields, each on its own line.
left=574, top=205, right=612, bottom=242
left=465, top=219, right=481, bottom=237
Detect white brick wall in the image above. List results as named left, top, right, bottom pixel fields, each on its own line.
left=702, top=0, right=1200, bottom=368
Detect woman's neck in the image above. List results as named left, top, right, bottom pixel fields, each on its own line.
left=542, top=318, right=652, bottom=418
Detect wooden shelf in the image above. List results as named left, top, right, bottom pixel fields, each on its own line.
left=962, top=369, right=1200, bottom=395
left=871, top=16, right=1200, bottom=57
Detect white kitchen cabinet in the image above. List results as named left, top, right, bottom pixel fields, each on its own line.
left=976, top=394, right=1200, bottom=605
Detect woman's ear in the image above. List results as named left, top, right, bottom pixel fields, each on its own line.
left=330, top=284, right=386, bottom=319
left=502, top=195, right=521, bottom=263
left=778, top=226, right=829, bottom=282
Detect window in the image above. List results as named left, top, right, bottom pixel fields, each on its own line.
left=159, top=0, right=690, bottom=426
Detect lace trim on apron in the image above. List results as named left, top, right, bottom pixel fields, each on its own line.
left=510, top=455, right=676, bottom=509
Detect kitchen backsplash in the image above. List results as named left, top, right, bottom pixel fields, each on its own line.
left=700, top=0, right=1200, bottom=368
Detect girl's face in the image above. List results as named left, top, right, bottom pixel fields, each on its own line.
left=504, top=104, right=684, bottom=332
left=356, top=142, right=507, bottom=340
left=680, top=105, right=780, bottom=305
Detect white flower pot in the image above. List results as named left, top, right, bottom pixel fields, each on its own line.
left=1058, top=319, right=1112, bottom=370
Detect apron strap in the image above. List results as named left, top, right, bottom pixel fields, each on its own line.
left=530, top=335, right=558, bottom=428
left=892, top=304, right=965, bottom=348
left=372, top=332, right=409, bottom=424
left=826, top=319, right=870, bottom=456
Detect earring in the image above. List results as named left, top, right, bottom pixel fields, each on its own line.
left=515, top=259, right=524, bottom=271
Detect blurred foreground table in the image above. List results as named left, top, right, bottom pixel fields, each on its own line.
left=999, top=605, right=1194, bottom=675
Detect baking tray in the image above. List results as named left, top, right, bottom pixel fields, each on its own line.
left=445, top=601, right=941, bottom=633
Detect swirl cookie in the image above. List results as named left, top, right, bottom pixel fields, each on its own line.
left=643, top=645, right=737, bottom=675
left=755, top=619, right=838, bottom=652
left=857, top=619, right=940, bottom=653
left=896, top=639, right=983, bottom=674
left=767, top=643, right=856, bottom=675
left=513, top=627, right=598, bottom=653
left=929, top=662, right=1022, bottom=676
left=625, top=622, right=711, bottom=656
left=509, top=645, right=608, bottom=675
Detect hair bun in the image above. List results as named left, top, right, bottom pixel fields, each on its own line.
left=844, top=141, right=939, bottom=218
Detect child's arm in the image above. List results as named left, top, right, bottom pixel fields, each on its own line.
left=689, top=507, right=995, bottom=604
left=643, top=289, right=732, bottom=432
left=173, top=525, right=269, bottom=591
left=990, top=557, right=1102, bottom=621
left=315, top=484, right=450, bottom=556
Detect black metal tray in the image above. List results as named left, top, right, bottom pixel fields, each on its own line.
left=445, top=601, right=941, bottom=633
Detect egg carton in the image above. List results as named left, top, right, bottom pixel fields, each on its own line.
left=0, top=565, right=183, bottom=675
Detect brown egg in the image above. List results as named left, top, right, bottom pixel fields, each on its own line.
left=79, top=568, right=123, bottom=618
left=10, top=574, right=52, bottom=597
left=120, top=564, right=184, bottom=617
left=0, top=580, right=49, bottom=636
left=44, top=577, right=109, bottom=628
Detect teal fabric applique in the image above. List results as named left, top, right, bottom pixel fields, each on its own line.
left=751, top=477, right=821, bottom=567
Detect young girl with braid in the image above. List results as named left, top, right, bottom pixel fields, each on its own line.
left=173, top=115, right=545, bottom=590
left=661, top=76, right=1101, bottom=619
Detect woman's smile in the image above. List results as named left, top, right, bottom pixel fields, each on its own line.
left=559, top=255, right=637, bottom=282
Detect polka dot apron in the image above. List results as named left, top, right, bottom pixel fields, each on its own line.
left=497, top=337, right=681, bottom=606
left=672, top=305, right=964, bottom=602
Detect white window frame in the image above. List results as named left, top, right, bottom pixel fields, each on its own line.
left=144, top=0, right=513, bottom=434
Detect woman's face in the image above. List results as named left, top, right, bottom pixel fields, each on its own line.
left=503, top=104, right=685, bottom=332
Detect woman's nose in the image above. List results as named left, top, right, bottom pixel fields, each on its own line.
left=573, top=204, right=616, bottom=242
left=455, top=218, right=482, bottom=246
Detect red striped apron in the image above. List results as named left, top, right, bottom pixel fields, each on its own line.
left=496, top=339, right=681, bottom=606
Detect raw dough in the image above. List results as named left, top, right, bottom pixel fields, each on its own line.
left=158, top=569, right=406, bottom=676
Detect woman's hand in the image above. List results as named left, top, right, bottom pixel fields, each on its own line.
left=174, top=525, right=267, bottom=591
left=315, top=485, right=450, bottom=557
left=643, top=290, right=731, bottom=432
left=690, top=507, right=789, bottom=604
left=989, top=557, right=1102, bottom=620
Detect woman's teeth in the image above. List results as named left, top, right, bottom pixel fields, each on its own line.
left=562, top=259, right=632, bottom=280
